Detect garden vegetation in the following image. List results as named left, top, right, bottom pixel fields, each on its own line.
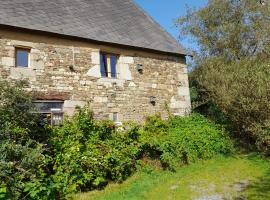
left=1, top=1, right=270, bottom=199
left=0, top=81, right=232, bottom=200
left=177, top=0, right=270, bottom=153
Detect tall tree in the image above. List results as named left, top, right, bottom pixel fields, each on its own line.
left=177, top=0, right=270, bottom=152
left=179, top=0, right=270, bottom=60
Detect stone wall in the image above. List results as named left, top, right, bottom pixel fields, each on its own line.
left=0, top=28, right=191, bottom=123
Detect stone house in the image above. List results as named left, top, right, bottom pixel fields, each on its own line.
left=0, top=0, right=191, bottom=124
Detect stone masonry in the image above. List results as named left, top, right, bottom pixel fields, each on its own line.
left=0, top=28, right=191, bottom=123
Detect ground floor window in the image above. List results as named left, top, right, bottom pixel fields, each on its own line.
left=33, top=100, right=64, bottom=125
left=112, top=112, right=118, bottom=122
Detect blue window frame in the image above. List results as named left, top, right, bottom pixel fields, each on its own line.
left=16, top=48, right=30, bottom=67
left=100, top=52, right=118, bottom=78
left=110, top=55, right=117, bottom=78
left=100, top=53, right=108, bottom=77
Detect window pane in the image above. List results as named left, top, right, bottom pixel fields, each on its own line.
left=100, top=53, right=108, bottom=77
left=33, top=101, right=63, bottom=113
left=52, top=113, right=63, bottom=125
left=33, top=101, right=64, bottom=125
left=113, top=112, right=118, bottom=122
left=110, top=55, right=117, bottom=78
left=16, top=49, right=29, bottom=67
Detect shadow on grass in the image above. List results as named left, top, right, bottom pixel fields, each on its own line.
left=243, top=168, right=270, bottom=200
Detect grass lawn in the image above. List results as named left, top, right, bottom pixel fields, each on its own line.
left=72, top=154, right=270, bottom=200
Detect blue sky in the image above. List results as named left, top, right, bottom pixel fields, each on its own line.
left=135, top=0, right=208, bottom=50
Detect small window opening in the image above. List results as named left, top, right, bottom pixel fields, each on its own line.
left=100, top=52, right=118, bottom=78
left=15, top=47, right=30, bottom=68
left=112, top=112, right=118, bottom=122
left=33, top=100, right=64, bottom=125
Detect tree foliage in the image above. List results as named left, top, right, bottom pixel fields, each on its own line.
left=178, top=0, right=270, bottom=60
left=0, top=81, right=52, bottom=200
left=177, top=0, right=270, bottom=152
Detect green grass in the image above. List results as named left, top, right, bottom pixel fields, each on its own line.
left=72, top=154, right=270, bottom=200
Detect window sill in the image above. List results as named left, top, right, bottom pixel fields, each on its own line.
left=10, top=67, right=36, bottom=80
left=97, top=77, right=125, bottom=87
left=99, top=77, right=125, bottom=83
left=16, top=66, right=29, bottom=68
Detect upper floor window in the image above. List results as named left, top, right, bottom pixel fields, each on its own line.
left=15, top=47, right=30, bottom=68
left=100, top=53, right=118, bottom=78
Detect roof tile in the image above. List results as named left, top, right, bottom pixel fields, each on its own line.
left=0, top=0, right=186, bottom=55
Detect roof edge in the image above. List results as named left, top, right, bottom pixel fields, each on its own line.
left=132, top=0, right=187, bottom=55
left=0, top=24, right=187, bottom=57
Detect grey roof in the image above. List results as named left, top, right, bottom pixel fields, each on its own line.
left=0, top=0, right=186, bottom=55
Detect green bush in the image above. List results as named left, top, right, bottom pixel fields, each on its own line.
left=178, top=0, right=270, bottom=153
left=51, top=108, right=233, bottom=196
left=191, top=57, right=270, bottom=153
left=0, top=80, right=233, bottom=199
left=0, top=81, right=54, bottom=200
left=169, top=114, right=233, bottom=161
left=140, top=113, right=233, bottom=170
left=51, top=107, right=140, bottom=197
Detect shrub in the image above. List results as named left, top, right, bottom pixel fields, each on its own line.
left=52, top=108, right=233, bottom=195
left=0, top=81, right=53, bottom=200
left=191, top=57, right=270, bottom=153
left=178, top=0, right=270, bottom=153
left=51, top=107, right=140, bottom=196
left=140, top=113, right=233, bottom=170
left=169, top=114, right=233, bottom=161
left=0, top=80, right=234, bottom=199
